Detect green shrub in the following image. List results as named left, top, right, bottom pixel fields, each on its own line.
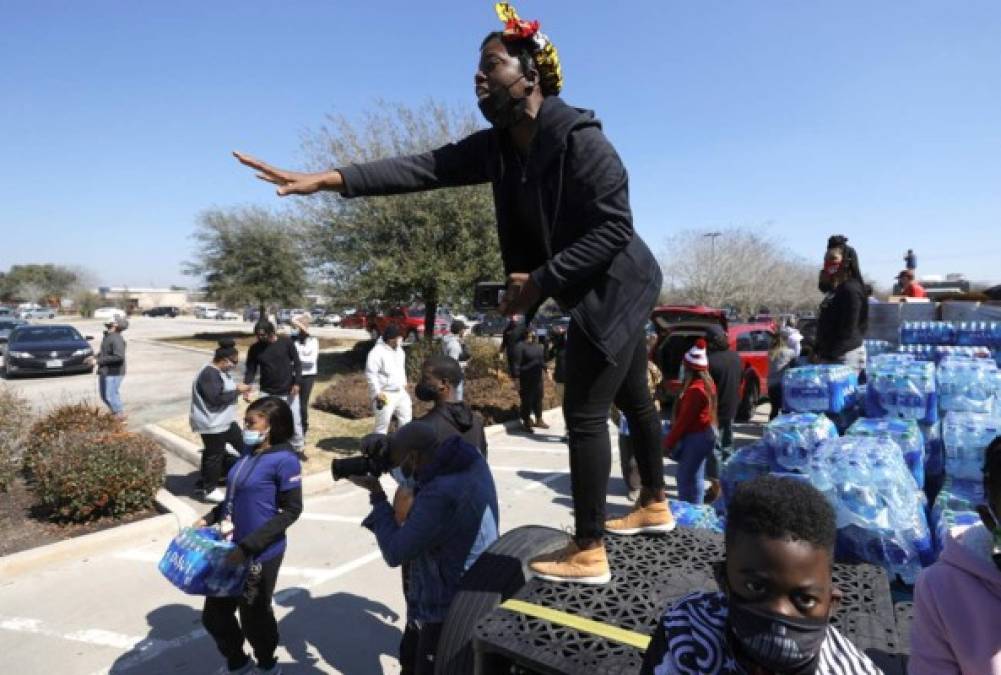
left=31, top=431, right=165, bottom=522
left=313, top=372, right=374, bottom=419
left=404, top=339, right=439, bottom=383
left=23, top=402, right=124, bottom=472
left=0, top=387, right=33, bottom=492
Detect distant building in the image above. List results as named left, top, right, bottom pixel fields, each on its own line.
left=98, top=287, right=190, bottom=313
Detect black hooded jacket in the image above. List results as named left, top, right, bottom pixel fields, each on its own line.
left=339, top=96, right=662, bottom=364
left=418, top=401, right=488, bottom=459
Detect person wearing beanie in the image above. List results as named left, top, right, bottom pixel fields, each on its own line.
left=245, top=320, right=305, bottom=453
left=290, top=314, right=320, bottom=435
left=189, top=339, right=252, bottom=502
left=366, top=324, right=412, bottom=434
left=663, top=338, right=719, bottom=504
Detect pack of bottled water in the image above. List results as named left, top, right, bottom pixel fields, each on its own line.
left=954, top=321, right=1001, bottom=348
left=897, top=344, right=994, bottom=363
left=921, top=421, right=945, bottom=480
left=720, top=441, right=776, bottom=503
left=807, top=437, right=933, bottom=582
left=669, top=499, right=724, bottom=533
left=782, top=365, right=859, bottom=414
left=865, top=340, right=893, bottom=370
left=865, top=360, right=938, bottom=424
left=930, top=477, right=984, bottom=556
left=937, top=358, right=1000, bottom=414
left=763, top=413, right=839, bottom=471
left=900, top=321, right=956, bottom=346
left=942, top=412, right=1001, bottom=480
left=847, top=417, right=925, bottom=488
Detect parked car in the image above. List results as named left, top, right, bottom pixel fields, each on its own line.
left=340, top=309, right=370, bottom=330
left=366, top=306, right=449, bottom=343
left=651, top=305, right=774, bottom=421
left=0, top=307, right=14, bottom=318
left=193, top=306, right=219, bottom=319
left=142, top=306, right=179, bottom=318
left=0, top=319, right=27, bottom=345
left=18, top=307, right=56, bottom=320
left=471, top=314, right=509, bottom=337
left=93, top=307, right=126, bottom=321
left=2, top=324, right=95, bottom=378
left=217, top=310, right=241, bottom=321
left=277, top=308, right=308, bottom=325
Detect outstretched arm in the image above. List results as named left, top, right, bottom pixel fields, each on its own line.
left=234, top=129, right=492, bottom=199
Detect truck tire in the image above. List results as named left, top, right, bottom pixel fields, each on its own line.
left=434, top=525, right=567, bottom=675
left=736, top=378, right=759, bottom=422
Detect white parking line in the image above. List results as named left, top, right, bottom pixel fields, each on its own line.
left=0, top=615, right=146, bottom=650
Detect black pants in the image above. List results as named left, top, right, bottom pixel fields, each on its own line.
left=519, top=370, right=544, bottom=422
left=200, top=422, right=243, bottom=489
left=618, top=434, right=642, bottom=493
left=203, top=553, right=283, bottom=671
left=768, top=383, right=783, bottom=420
left=399, top=621, right=443, bottom=675
left=564, top=324, right=664, bottom=540
left=299, top=375, right=316, bottom=434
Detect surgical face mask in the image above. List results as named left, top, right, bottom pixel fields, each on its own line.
left=414, top=381, right=438, bottom=402
left=727, top=598, right=829, bottom=673
left=824, top=261, right=842, bottom=277
left=477, top=74, right=529, bottom=129
left=290, top=329, right=299, bottom=338
left=243, top=429, right=267, bottom=447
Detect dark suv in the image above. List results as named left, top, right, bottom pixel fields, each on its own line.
left=143, top=306, right=180, bottom=318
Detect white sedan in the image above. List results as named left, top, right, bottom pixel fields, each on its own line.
left=93, top=307, right=125, bottom=321
left=218, top=310, right=241, bottom=321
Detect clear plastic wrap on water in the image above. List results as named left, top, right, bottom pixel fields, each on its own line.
left=930, top=477, right=985, bottom=556
left=897, top=344, right=994, bottom=363
left=937, top=358, right=1000, bottom=414
left=668, top=499, right=724, bottom=533
left=810, top=436, right=933, bottom=582
left=954, top=321, right=1001, bottom=348
left=763, top=413, right=839, bottom=471
left=847, top=417, right=925, bottom=488
left=900, top=321, right=956, bottom=345
left=865, top=360, right=938, bottom=424
left=920, top=421, right=945, bottom=479
left=942, top=412, right=1001, bottom=480
left=781, top=365, right=859, bottom=414
left=720, top=441, right=775, bottom=502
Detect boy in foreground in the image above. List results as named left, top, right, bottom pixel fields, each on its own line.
left=642, top=476, right=881, bottom=674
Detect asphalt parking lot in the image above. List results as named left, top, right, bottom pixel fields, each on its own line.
left=0, top=315, right=767, bottom=674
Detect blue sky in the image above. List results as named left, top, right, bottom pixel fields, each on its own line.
left=3, top=1, right=999, bottom=289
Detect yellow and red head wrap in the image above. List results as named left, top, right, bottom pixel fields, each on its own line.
left=493, top=2, right=563, bottom=95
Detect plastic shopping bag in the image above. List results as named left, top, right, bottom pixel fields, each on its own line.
left=158, top=527, right=249, bottom=596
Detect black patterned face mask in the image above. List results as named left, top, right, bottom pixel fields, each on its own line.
left=727, top=598, right=828, bottom=674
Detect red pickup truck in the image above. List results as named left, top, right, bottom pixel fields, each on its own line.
left=366, top=306, right=450, bottom=343
left=651, top=305, right=775, bottom=421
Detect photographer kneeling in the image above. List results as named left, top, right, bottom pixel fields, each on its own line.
left=335, top=421, right=499, bottom=674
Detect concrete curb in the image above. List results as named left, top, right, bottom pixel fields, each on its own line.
left=0, top=488, right=191, bottom=579
left=143, top=423, right=335, bottom=497
left=485, top=406, right=564, bottom=439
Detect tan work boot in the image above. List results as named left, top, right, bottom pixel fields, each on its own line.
left=529, top=541, right=611, bottom=585
left=605, top=499, right=676, bottom=535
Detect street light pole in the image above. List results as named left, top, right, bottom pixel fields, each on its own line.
left=704, top=231, right=722, bottom=255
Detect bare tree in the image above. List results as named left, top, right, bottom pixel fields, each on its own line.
left=659, top=228, right=821, bottom=317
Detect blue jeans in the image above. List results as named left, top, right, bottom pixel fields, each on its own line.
left=674, top=427, right=717, bottom=504
left=99, top=375, right=124, bottom=415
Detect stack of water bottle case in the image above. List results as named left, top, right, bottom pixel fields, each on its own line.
left=714, top=320, right=1001, bottom=584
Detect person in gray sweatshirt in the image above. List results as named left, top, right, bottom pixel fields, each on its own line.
left=91, top=316, right=129, bottom=418
left=190, top=339, right=253, bottom=502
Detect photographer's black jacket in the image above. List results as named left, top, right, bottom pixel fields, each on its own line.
left=339, top=96, right=662, bottom=364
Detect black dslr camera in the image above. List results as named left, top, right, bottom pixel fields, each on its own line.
left=331, top=433, right=393, bottom=480
left=473, top=281, right=508, bottom=311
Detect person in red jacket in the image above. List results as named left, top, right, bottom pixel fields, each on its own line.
left=898, top=269, right=927, bottom=298
left=663, top=339, right=718, bottom=504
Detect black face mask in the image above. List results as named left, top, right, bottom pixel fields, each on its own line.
left=414, top=381, right=438, bottom=402
left=818, top=274, right=834, bottom=294
left=477, top=75, right=529, bottom=129
left=727, top=598, right=829, bottom=674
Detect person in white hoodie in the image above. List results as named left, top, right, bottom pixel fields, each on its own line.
left=910, top=436, right=1001, bottom=675
left=366, top=324, right=412, bottom=434
left=290, top=314, right=319, bottom=436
